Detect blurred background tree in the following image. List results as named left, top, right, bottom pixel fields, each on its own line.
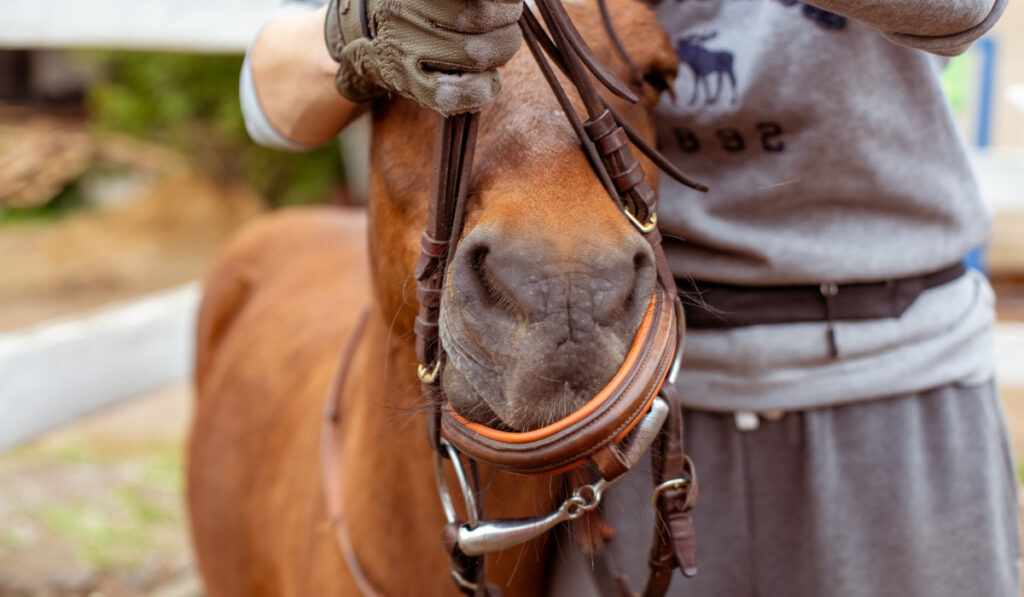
left=83, top=51, right=345, bottom=208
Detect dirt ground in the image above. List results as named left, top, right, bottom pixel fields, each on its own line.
left=0, top=386, right=197, bottom=597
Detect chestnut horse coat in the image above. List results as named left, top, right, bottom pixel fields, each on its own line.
left=188, top=1, right=679, bottom=594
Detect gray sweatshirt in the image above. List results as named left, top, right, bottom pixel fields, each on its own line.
left=241, top=0, right=1006, bottom=413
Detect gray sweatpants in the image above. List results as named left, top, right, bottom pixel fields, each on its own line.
left=548, top=381, right=1022, bottom=597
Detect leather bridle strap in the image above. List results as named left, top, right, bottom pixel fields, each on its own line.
left=414, top=111, right=480, bottom=453
left=645, top=385, right=699, bottom=590
left=320, top=307, right=383, bottom=597
left=407, top=112, right=498, bottom=595
left=405, top=2, right=704, bottom=595
left=318, top=0, right=702, bottom=594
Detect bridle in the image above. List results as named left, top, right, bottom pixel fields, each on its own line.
left=323, top=0, right=707, bottom=594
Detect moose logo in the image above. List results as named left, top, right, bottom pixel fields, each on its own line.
left=674, top=32, right=737, bottom=106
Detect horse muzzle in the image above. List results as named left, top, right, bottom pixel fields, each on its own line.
left=441, top=285, right=680, bottom=476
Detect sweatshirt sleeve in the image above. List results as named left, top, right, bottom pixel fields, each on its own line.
left=805, top=0, right=1008, bottom=56
left=240, top=0, right=329, bottom=151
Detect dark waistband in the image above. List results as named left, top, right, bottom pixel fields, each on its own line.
left=683, top=262, right=967, bottom=329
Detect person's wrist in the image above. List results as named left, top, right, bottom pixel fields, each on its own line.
left=307, top=5, right=340, bottom=79
left=250, top=5, right=358, bottom=145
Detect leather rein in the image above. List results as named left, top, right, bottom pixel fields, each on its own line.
left=323, top=1, right=706, bottom=595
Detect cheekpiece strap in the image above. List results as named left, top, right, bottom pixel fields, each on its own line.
left=642, top=385, right=698, bottom=597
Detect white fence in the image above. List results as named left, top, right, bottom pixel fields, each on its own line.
left=0, top=0, right=279, bottom=52
left=0, top=285, right=199, bottom=451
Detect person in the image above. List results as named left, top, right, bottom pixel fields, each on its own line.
left=240, top=0, right=1018, bottom=594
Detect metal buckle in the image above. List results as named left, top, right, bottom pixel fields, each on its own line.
left=624, top=208, right=657, bottom=233
left=651, top=454, right=698, bottom=511
left=651, top=478, right=689, bottom=506
left=418, top=360, right=441, bottom=385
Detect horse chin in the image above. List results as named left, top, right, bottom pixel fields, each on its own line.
left=442, top=364, right=601, bottom=432
left=440, top=336, right=628, bottom=432
left=441, top=365, right=506, bottom=429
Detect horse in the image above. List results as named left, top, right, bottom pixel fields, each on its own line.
left=187, top=0, right=681, bottom=594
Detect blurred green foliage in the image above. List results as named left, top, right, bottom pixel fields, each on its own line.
left=941, top=53, right=971, bottom=114
left=0, top=181, right=90, bottom=225
left=82, top=51, right=345, bottom=207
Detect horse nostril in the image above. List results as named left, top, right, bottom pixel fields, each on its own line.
left=470, top=245, right=499, bottom=305
left=462, top=242, right=512, bottom=310
left=470, top=245, right=489, bottom=280
left=619, top=250, right=652, bottom=316
left=633, top=250, right=650, bottom=272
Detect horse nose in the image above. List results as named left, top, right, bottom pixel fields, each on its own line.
left=450, top=226, right=656, bottom=333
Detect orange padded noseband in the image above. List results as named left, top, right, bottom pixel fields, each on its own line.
left=445, top=292, right=659, bottom=444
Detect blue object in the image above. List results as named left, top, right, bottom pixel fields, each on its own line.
left=964, top=245, right=987, bottom=274
left=975, top=37, right=997, bottom=148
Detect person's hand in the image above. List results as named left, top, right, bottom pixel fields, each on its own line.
left=324, top=0, right=523, bottom=115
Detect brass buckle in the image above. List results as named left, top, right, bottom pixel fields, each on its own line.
left=651, top=478, right=689, bottom=506
left=624, top=208, right=657, bottom=233
left=651, top=455, right=698, bottom=510
left=418, top=360, right=441, bottom=385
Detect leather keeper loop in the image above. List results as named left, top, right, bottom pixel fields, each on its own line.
left=416, top=334, right=438, bottom=368
left=415, top=254, right=439, bottom=281
left=632, top=180, right=656, bottom=207
left=421, top=232, right=449, bottom=259
left=613, top=162, right=645, bottom=192
left=591, top=444, right=630, bottom=482
left=415, top=315, right=440, bottom=339
left=607, top=155, right=635, bottom=178
left=583, top=110, right=617, bottom=142
left=595, top=128, right=629, bottom=156
left=626, top=182, right=656, bottom=219
left=417, top=286, right=442, bottom=309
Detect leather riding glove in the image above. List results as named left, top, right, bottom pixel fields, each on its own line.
left=324, top=0, right=523, bottom=115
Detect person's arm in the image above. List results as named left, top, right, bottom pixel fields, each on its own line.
left=243, top=0, right=522, bottom=150
left=241, top=3, right=361, bottom=150
left=805, top=0, right=1007, bottom=56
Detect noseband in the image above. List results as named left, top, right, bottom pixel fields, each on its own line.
left=325, top=1, right=707, bottom=595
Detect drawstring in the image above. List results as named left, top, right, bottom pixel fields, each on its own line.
left=819, top=282, right=839, bottom=358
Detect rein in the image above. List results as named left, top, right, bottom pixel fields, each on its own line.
left=323, top=1, right=705, bottom=594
